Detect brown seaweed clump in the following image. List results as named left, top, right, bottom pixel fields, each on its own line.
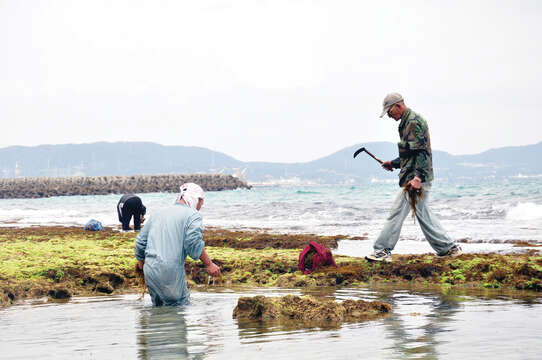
left=134, top=262, right=146, bottom=298
left=203, top=228, right=347, bottom=250
left=404, top=183, right=424, bottom=219
left=303, top=249, right=316, bottom=270
left=232, top=295, right=391, bottom=327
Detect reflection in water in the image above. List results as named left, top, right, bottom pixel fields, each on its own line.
left=137, top=306, right=196, bottom=360
left=233, top=287, right=542, bottom=360
left=137, top=294, right=229, bottom=360
left=381, top=291, right=461, bottom=359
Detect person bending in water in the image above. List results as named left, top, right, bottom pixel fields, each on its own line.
left=117, top=194, right=146, bottom=231
left=365, top=93, right=461, bottom=262
left=134, top=183, right=220, bottom=306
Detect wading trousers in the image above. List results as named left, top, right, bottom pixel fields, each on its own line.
left=373, top=183, right=455, bottom=256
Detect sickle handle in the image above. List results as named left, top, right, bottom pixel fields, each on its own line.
left=363, top=149, right=383, bottom=164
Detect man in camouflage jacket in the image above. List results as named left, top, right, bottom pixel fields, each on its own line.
left=365, top=93, right=461, bottom=262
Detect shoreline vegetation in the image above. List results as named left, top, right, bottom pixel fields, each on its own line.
left=1, top=226, right=541, bottom=309
left=0, top=174, right=250, bottom=199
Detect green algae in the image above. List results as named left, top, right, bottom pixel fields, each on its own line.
left=0, top=227, right=139, bottom=306
left=1, top=235, right=134, bottom=280
left=1, top=226, right=541, bottom=308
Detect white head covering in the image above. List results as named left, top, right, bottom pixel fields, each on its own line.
left=176, top=183, right=205, bottom=210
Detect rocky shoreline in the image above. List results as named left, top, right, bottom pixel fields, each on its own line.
left=0, top=174, right=251, bottom=199
left=1, top=226, right=541, bottom=308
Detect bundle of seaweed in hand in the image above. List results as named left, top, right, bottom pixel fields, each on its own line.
left=134, top=262, right=146, bottom=299
left=403, top=183, right=424, bottom=220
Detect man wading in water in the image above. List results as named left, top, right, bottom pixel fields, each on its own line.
left=365, top=93, right=461, bottom=262
left=135, top=183, right=220, bottom=306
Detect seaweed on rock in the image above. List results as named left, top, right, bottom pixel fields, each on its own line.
left=232, top=295, right=392, bottom=327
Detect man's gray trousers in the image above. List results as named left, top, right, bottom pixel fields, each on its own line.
left=373, top=183, right=455, bottom=255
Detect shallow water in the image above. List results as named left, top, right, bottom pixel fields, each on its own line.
left=2, top=287, right=541, bottom=360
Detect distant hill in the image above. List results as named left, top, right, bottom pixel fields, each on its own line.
left=0, top=142, right=243, bottom=178
left=283, top=141, right=542, bottom=183
left=1, top=141, right=541, bottom=184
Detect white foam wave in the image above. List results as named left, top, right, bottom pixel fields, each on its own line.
left=506, top=202, right=542, bottom=221
left=511, top=174, right=542, bottom=179
left=370, top=178, right=396, bottom=184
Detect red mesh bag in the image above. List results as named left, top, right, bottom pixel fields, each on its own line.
left=298, top=241, right=337, bottom=274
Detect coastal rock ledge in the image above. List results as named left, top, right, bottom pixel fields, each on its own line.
left=233, top=295, right=392, bottom=327
left=0, top=174, right=251, bottom=199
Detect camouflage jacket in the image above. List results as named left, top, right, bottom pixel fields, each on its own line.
left=390, top=108, right=434, bottom=186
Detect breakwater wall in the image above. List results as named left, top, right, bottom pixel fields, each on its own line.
left=0, top=174, right=251, bottom=199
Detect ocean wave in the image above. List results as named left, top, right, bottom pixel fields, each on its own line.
left=506, top=202, right=542, bottom=221
left=510, top=174, right=542, bottom=179
left=1, top=181, right=542, bottom=243
left=370, top=178, right=396, bottom=184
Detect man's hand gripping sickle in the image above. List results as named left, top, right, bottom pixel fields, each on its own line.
left=381, top=160, right=394, bottom=172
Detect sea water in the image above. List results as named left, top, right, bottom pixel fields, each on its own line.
left=1, top=287, right=541, bottom=359
left=1, top=178, right=542, bottom=358
left=1, top=177, right=541, bottom=254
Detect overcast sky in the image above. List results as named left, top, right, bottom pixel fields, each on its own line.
left=1, top=1, right=541, bottom=162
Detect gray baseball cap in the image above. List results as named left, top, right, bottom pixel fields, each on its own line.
left=380, top=92, right=403, bottom=118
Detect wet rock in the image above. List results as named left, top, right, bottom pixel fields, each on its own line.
left=232, top=295, right=391, bottom=326
left=517, top=263, right=542, bottom=278
left=515, top=279, right=542, bottom=291
left=31, top=288, right=45, bottom=297
left=102, top=273, right=125, bottom=288
left=96, top=283, right=114, bottom=294
left=47, top=288, right=71, bottom=299
left=0, top=293, right=9, bottom=307
left=82, top=276, right=98, bottom=286
left=276, top=274, right=318, bottom=288
left=93, top=273, right=125, bottom=293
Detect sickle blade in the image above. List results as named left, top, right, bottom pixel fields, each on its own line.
left=353, top=147, right=365, bottom=158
